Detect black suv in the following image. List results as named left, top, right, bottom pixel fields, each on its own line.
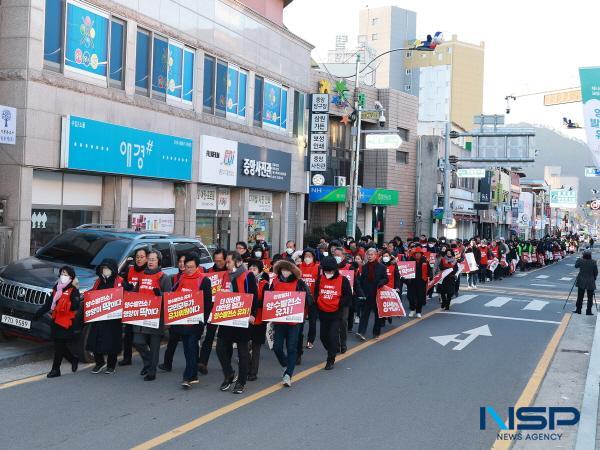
left=0, top=226, right=212, bottom=357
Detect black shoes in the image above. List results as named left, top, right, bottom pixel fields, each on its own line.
left=140, top=368, right=148, bottom=376
left=91, top=364, right=105, bottom=374
left=586, top=311, right=594, bottom=316
left=573, top=310, right=582, bottom=314
left=220, top=373, right=235, bottom=391
left=158, top=363, right=172, bottom=372
left=232, top=382, right=244, bottom=394
left=247, top=375, right=258, bottom=381
left=324, top=358, right=335, bottom=370
left=340, top=346, right=347, bottom=354
left=143, top=374, right=156, bottom=381
left=118, top=359, right=132, bottom=366
left=71, top=358, right=79, bottom=373
left=105, top=367, right=116, bottom=375
left=47, top=369, right=61, bottom=378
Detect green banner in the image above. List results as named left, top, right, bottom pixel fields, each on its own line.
left=360, top=188, right=399, bottom=205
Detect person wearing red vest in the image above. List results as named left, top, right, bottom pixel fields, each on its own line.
left=198, top=248, right=228, bottom=375
left=478, top=241, right=490, bottom=283
left=439, top=249, right=458, bottom=311
left=381, top=250, right=401, bottom=291
left=348, top=253, right=366, bottom=333
left=132, top=249, right=172, bottom=381
left=34, top=265, right=80, bottom=378
left=357, top=248, right=389, bottom=341
left=268, top=260, right=312, bottom=387
left=216, top=251, right=259, bottom=395
left=314, top=256, right=352, bottom=370
left=119, top=247, right=148, bottom=366
left=299, top=248, right=319, bottom=350
left=406, top=247, right=430, bottom=318
left=334, top=246, right=360, bottom=353
left=87, top=259, right=124, bottom=375
left=247, top=259, right=270, bottom=381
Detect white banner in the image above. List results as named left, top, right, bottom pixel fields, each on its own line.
left=0, top=105, right=16, bottom=145
left=248, top=191, right=272, bottom=213
left=580, top=67, right=600, bottom=168
left=199, top=135, right=238, bottom=186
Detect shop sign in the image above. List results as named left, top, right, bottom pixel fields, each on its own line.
left=237, top=144, right=291, bottom=191
left=199, top=135, right=238, bottom=186
left=131, top=213, right=174, bottom=233
left=248, top=191, right=273, bottom=213
left=359, top=188, right=399, bottom=206
left=61, top=115, right=193, bottom=181
left=197, top=186, right=230, bottom=210
left=309, top=186, right=347, bottom=203
left=549, top=189, right=577, bottom=208
left=310, top=133, right=328, bottom=153
left=310, top=153, right=327, bottom=171
left=311, top=114, right=329, bottom=132
left=311, top=94, right=329, bottom=113
left=0, top=105, right=16, bottom=145
left=457, top=168, right=486, bottom=178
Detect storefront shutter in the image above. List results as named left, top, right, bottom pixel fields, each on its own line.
left=287, top=194, right=297, bottom=242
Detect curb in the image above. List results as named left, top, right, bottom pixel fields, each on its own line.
left=0, top=343, right=53, bottom=369
left=575, top=312, right=600, bottom=450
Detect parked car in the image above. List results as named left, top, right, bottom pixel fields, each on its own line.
left=0, top=226, right=213, bottom=360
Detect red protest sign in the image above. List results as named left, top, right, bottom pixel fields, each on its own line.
left=397, top=261, right=416, bottom=279
left=205, top=271, right=229, bottom=301
left=426, top=268, right=453, bottom=292
left=459, top=260, right=470, bottom=274
left=426, top=252, right=437, bottom=265
left=262, top=291, right=306, bottom=323
left=339, top=269, right=355, bottom=293
left=163, top=291, right=204, bottom=325
left=211, top=291, right=253, bottom=328
left=376, top=286, right=406, bottom=318
left=122, top=292, right=162, bottom=329
left=84, top=287, right=123, bottom=323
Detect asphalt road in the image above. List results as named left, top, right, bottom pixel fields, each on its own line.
left=0, top=254, right=583, bottom=449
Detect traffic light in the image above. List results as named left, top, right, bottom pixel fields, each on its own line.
left=449, top=155, right=458, bottom=164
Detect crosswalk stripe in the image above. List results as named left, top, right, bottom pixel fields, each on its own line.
left=523, top=300, right=549, bottom=311
left=536, top=275, right=549, bottom=279
left=560, top=277, right=572, bottom=281
left=514, top=273, right=527, bottom=277
left=485, top=296, right=512, bottom=307
left=452, top=294, right=477, bottom=304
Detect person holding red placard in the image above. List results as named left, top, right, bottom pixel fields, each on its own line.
left=406, top=247, right=430, bottom=318
left=268, top=259, right=312, bottom=387
left=87, top=259, right=123, bottom=375
left=216, top=251, right=258, bottom=395
left=314, top=256, right=352, bottom=370
left=132, top=250, right=172, bottom=381
left=439, top=249, right=458, bottom=311
left=299, top=248, right=319, bottom=351
left=357, top=248, right=389, bottom=341
left=247, top=259, right=270, bottom=382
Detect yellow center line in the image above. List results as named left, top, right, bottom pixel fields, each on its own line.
left=490, top=313, right=571, bottom=450
left=131, top=309, right=440, bottom=450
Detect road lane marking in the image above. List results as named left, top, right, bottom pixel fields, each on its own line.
left=491, top=314, right=571, bottom=450
left=535, top=275, right=549, bottom=279
left=131, top=309, right=440, bottom=449
left=442, top=311, right=561, bottom=324
left=452, top=294, right=477, bottom=304
left=484, top=297, right=512, bottom=308
left=430, top=324, right=492, bottom=350
left=514, top=273, right=527, bottom=277
left=523, top=300, right=549, bottom=311
left=560, top=277, right=573, bottom=281
left=530, top=283, right=556, bottom=287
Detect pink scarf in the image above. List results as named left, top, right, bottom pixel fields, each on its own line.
left=51, top=281, right=69, bottom=311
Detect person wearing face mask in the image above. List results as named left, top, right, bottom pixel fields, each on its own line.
left=172, top=254, right=186, bottom=287
left=87, top=259, right=124, bottom=375
left=333, top=247, right=351, bottom=270
left=316, top=242, right=330, bottom=262
left=299, top=248, right=319, bottom=350
left=314, top=257, right=353, bottom=370
left=406, top=247, right=430, bottom=318
left=381, top=250, right=401, bottom=293
left=357, top=248, right=389, bottom=341
left=247, top=259, right=270, bottom=381
left=33, top=266, right=81, bottom=378
left=251, top=242, right=272, bottom=272
left=132, top=250, right=172, bottom=381
left=346, top=239, right=366, bottom=259
left=439, top=250, right=458, bottom=311
left=333, top=247, right=359, bottom=353
left=216, top=251, right=259, bottom=395
left=119, top=247, right=148, bottom=366
left=268, top=259, right=312, bottom=387
left=349, top=254, right=366, bottom=330
left=281, top=240, right=296, bottom=261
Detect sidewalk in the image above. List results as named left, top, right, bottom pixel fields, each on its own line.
left=513, top=311, right=597, bottom=450
left=0, top=337, right=51, bottom=369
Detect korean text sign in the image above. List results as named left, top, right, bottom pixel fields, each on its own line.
left=84, top=287, right=123, bottom=322
left=211, top=291, right=253, bottom=328
left=376, top=286, right=406, bottom=318
left=122, top=292, right=162, bottom=329
left=163, top=291, right=204, bottom=325
left=205, top=271, right=229, bottom=301
left=262, top=291, right=306, bottom=323
left=397, top=261, right=416, bottom=279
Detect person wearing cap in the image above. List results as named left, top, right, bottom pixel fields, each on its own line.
left=334, top=246, right=360, bottom=353
left=357, top=248, right=389, bottom=341
left=574, top=250, right=598, bottom=315
left=314, top=256, right=352, bottom=370
left=406, top=246, right=430, bottom=318
left=439, top=248, right=458, bottom=311
left=299, top=248, right=320, bottom=350
left=247, top=259, right=270, bottom=381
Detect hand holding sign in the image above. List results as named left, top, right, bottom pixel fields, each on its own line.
left=376, top=286, right=406, bottom=318
left=397, top=261, right=416, bottom=279
left=84, top=287, right=123, bottom=322
left=122, top=292, right=162, bottom=329
left=163, top=291, right=204, bottom=325
left=211, top=291, right=253, bottom=328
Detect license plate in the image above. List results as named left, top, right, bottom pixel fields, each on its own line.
left=1, top=314, right=31, bottom=329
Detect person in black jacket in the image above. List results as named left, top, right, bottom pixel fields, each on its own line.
left=574, top=250, right=598, bottom=315
left=357, top=248, right=389, bottom=341
left=314, top=257, right=352, bottom=370
left=33, top=266, right=80, bottom=378
left=87, top=259, right=123, bottom=374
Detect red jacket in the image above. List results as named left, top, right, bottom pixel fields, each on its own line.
left=51, top=288, right=77, bottom=329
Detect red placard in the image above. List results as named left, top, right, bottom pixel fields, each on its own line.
left=397, top=261, right=416, bottom=279
left=459, top=260, right=470, bottom=274
left=453, top=248, right=461, bottom=258
left=84, top=287, right=123, bottom=323
left=262, top=291, right=306, bottom=323
left=376, top=286, right=406, bottom=318
left=205, top=271, right=229, bottom=301
left=122, top=292, right=162, bottom=329
left=339, top=269, right=355, bottom=292
left=426, top=252, right=437, bottom=265
left=211, top=291, right=253, bottom=328
left=163, top=291, right=204, bottom=325
left=426, top=268, right=453, bottom=292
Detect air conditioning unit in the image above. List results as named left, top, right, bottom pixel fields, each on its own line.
left=334, top=176, right=347, bottom=186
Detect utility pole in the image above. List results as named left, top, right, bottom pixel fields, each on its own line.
left=346, top=54, right=361, bottom=238
left=442, top=122, right=453, bottom=230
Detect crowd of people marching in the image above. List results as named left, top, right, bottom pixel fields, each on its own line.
left=35, top=232, right=585, bottom=394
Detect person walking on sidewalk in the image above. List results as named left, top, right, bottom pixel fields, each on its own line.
left=356, top=248, right=389, bottom=341
left=574, top=250, right=598, bottom=315
left=247, top=259, right=269, bottom=382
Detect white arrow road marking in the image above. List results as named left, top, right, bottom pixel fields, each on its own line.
left=522, top=300, right=549, bottom=311
left=536, top=275, right=549, bottom=279
left=452, top=294, right=477, bottom=304
left=560, top=277, right=573, bottom=281
left=485, top=296, right=512, bottom=307
left=430, top=324, right=492, bottom=351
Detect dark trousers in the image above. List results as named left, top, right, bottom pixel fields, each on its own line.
left=478, top=265, right=488, bottom=282
left=248, top=341, right=262, bottom=378
left=162, top=332, right=181, bottom=369
left=181, top=334, right=199, bottom=381
left=122, top=324, right=133, bottom=361
left=296, top=321, right=304, bottom=357
left=52, top=339, right=76, bottom=371
left=133, top=333, right=161, bottom=377
left=94, top=352, right=117, bottom=370
left=441, top=292, right=452, bottom=309
left=307, top=303, right=318, bottom=344
left=199, top=323, right=218, bottom=366
left=407, top=282, right=426, bottom=313
left=273, top=324, right=301, bottom=377
left=319, top=316, right=341, bottom=360
left=338, top=306, right=349, bottom=350
left=576, top=288, right=595, bottom=313
left=216, top=337, right=249, bottom=386
left=358, top=300, right=381, bottom=337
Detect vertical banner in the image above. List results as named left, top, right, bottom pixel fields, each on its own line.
left=211, top=291, right=253, bottom=328
left=83, top=287, right=123, bottom=322
left=376, top=286, right=406, bottom=318
left=163, top=291, right=204, bottom=325
left=580, top=67, right=600, bottom=168
left=122, top=292, right=162, bottom=329
left=261, top=291, right=306, bottom=323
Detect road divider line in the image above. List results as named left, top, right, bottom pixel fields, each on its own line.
left=442, top=311, right=561, bottom=324
left=491, top=313, right=571, bottom=450
left=131, top=309, right=440, bottom=450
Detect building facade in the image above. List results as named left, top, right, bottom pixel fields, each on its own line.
left=0, top=0, right=312, bottom=262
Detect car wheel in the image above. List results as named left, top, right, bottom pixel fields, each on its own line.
left=75, top=324, right=93, bottom=363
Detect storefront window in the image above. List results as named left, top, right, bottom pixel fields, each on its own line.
left=196, top=214, right=216, bottom=248
left=30, top=209, right=98, bottom=255
left=248, top=214, right=272, bottom=247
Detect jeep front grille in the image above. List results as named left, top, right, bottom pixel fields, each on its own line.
left=0, top=279, right=50, bottom=305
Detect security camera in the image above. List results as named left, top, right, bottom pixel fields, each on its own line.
left=506, top=108, right=511, bottom=114
left=374, top=101, right=384, bottom=110
left=378, top=112, right=386, bottom=127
